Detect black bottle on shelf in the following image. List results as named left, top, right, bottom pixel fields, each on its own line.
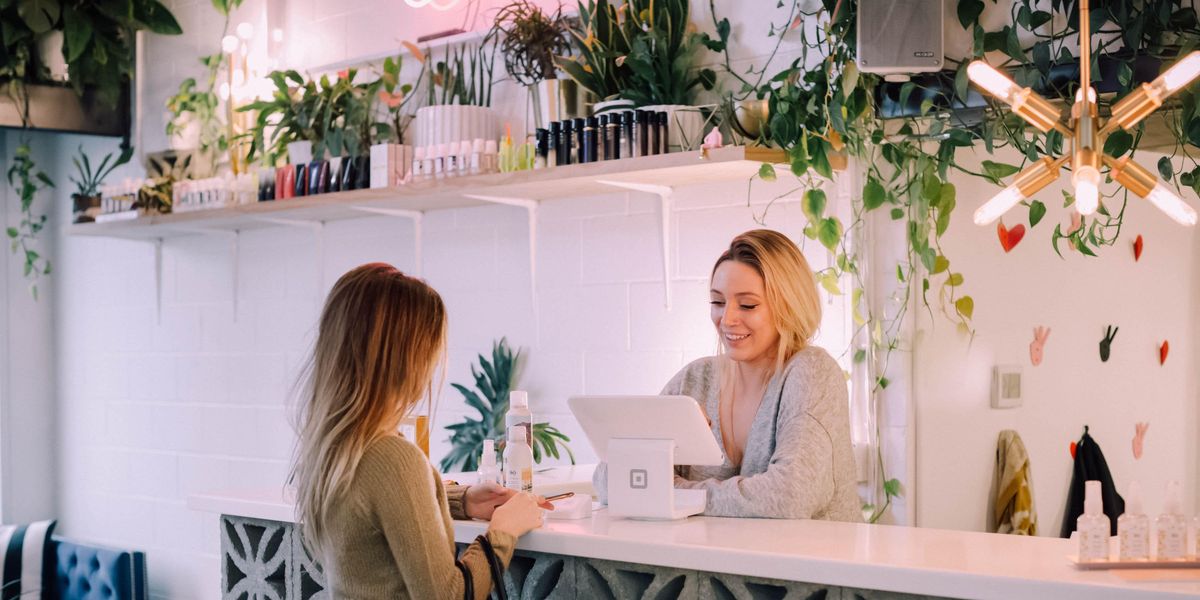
left=340, top=157, right=356, bottom=190
left=535, top=128, right=549, bottom=168
left=308, top=160, right=325, bottom=195
left=582, top=117, right=598, bottom=163
left=294, top=163, right=308, bottom=196
left=548, top=121, right=561, bottom=167
left=354, top=155, right=371, bottom=190
left=620, top=111, right=634, bottom=159
left=573, top=117, right=586, bottom=163
left=634, top=110, right=649, bottom=157
left=647, top=111, right=660, bottom=156
left=657, top=111, right=670, bottom=154
left=561, top=119, right=574, bottom=165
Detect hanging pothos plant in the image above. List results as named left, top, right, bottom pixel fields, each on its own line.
left=705, top=0, right=1200, bottom=521
left=6, top=143, right=54, bottom=299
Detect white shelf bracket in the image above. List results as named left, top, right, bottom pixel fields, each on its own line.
left=463, top=194, right=539, bottom=302
left=161, top=227, right=242, bottom=321
left=257, top=217, right=326, bottom=293
left=350, top=206, right=424, bottom=277
left=595, top=180, right=676, bottom=309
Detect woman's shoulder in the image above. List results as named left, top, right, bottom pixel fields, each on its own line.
left=664, top=355, right=721, bottom=393
left=779, top=345, right=843, bottom=384
left=357, top=434, right=431, bottom=478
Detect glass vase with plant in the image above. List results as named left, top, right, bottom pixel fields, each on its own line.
left=69, top=144, right=134, bottom=224
left=440, top=338, right=574, bottom=473
left=487, top=0, right=574, bottom=128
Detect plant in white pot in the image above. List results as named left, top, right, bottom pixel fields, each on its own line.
left=410, top=41, right=501, bottom=149
left=618, top=0, right=716, bottom=150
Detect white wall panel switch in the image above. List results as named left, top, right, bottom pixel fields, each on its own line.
left=991, top=365, right=1022, bottom=409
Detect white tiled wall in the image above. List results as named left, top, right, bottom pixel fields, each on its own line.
left=31, top=2, right=884, bottom=598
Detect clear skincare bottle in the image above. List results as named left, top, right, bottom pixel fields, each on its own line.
left=478, top=439, right=501, bottom=486
left=1077, top=480, right=1111, bottom=562
left=1157, top=480, right=1188, bottom=560
left=1118, top=481, right=1150, bottom=561
left=503, top=425, right=533, bottom=493
left=505, top=390, right=532, bottom=448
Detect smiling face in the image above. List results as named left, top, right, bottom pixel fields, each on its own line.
left=711, top=260, right=780, bottom=365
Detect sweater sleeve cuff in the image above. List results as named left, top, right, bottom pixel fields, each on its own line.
left=485, top=529, right=518, bottom=568
left=447, top=484, right=470, bottom=520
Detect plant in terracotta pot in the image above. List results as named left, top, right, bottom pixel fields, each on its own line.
left=69, top=144, right=133, bottom=224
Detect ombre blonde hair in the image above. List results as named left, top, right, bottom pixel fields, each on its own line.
left=712, top=229, right=822, bottom=373
left=291, top=263, right=447, bottom=556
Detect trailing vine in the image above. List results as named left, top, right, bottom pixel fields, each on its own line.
left=707, top=0, right=1200, bottom=521
left=6, top=142, right=54, bottom=300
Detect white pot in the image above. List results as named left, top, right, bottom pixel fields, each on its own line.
left=37, top=31, right=68, bottom=82
left=167, top=112, right=201, bottom=151
left=641, top=104, right=707, bottom=152
left=591, top=98, right=635, bottom=117
left=413, top=105, right=500, bottom=149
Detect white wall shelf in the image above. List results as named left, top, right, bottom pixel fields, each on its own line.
left=66, top=146, right=786, bottom=240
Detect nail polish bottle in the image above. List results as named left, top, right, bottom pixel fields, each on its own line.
left=484, top=139, right=499, bottom=173
left=420, top=145, right=434, bottom=178
left=470, top=139, right=484, bottom=175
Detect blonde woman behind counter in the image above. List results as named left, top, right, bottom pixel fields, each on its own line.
left=596, top=230, right=861, bottom=521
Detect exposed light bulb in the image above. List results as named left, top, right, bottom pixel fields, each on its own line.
left=1156, top=51, right=1200, bottom=95
left=967, top=61, right=1021, bottom=104
left=236, top=22, right=254, bottom=40
left=1073, top=166, right=1101, bottom=215
left=1145, top=183, right=1198, bottom=226
left=221, top=35, right=239, bottom=54
left=974, top=186, right=1025, bottom=225
left=272, top=28, right=284, bottom=43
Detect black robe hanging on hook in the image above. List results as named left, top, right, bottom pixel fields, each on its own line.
left=1060, top=426, right=1125, bottom=538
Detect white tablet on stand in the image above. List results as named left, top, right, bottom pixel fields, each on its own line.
left=568, top=395, right=724, bottom=520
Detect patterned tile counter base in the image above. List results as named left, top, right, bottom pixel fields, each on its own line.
left=219, top=515, right=953, bottom=600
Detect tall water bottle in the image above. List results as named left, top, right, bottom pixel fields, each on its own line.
left=506, top=390, right=532, bottom=448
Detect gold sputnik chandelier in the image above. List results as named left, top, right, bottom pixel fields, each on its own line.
left=967, top=0, right=1199, bottom=227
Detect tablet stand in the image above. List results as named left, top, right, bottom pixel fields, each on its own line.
left=607, top=438, right=707, bottom=520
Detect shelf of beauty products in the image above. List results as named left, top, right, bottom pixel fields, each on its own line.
left=67, top=146, right=787, bottom=241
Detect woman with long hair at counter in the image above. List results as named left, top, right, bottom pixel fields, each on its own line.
left=597, top=229, right=861, bottom=521
left=291, top=263, right=549, bottom=599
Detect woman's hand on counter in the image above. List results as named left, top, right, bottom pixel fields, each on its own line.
left=489, top=492, right=551, bottom=538
left=464, top=482, right=553, bottom=520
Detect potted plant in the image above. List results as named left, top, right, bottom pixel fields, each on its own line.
left=555, top=0, right=634, bottom=115
left=69, top=145, right=134, bottom=223
left=441, top=338, right=574, bottom=473
left=487, top=1, right=584, bottom=130
left=618, top=0, right=716, bottom=150
left=410, top=40, right=501, bottom=149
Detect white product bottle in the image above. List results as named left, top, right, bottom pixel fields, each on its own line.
left=484, top=139, right=499, bottom=173
left=470, top=138, right=484, bottom=175
left=1157, top=480, right=1188, bottom=560
left=411, top=147, right=426, bottom=180
left=506, top=390, right=533, bottom=448
left=1118, top=480, right=1150, bottom=561
left=477, top=439, right=501, bottom=486
left=503, top=425, right=533, bottom=493
left=1077, top=480, right=1111, bottom=562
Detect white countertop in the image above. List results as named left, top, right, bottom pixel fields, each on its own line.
left=189, top=471, right=1200, bottom=600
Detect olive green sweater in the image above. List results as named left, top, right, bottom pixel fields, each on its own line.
left=319, top=435, right=516, bottom=600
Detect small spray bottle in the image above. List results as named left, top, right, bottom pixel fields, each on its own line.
left=477, top=439, right=501, bottom=486
left=1157, top=480, right=1188, bottom=560
left=1077, top=480, right=1111, bottom=562
left=1118, top=480, right=1150, bottom=561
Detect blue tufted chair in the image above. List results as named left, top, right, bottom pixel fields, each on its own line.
left=52, top=537, right=147, bottom=600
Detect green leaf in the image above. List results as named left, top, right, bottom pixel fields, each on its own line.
left=18, top=0, right=60, bottom=34
left=853, top=349, right=866, bottom=363
left=947, top=129, right=973, bottom=147
left=957, top=0, right=984, bottom=28
left=1158, top=156, right=1174, bottom=181
left=947, top=273, right=964, bottom=286
left=981, top=160, right=1020, bottom=183
left=955, top=296, right=975, bottom=320
left=1029, top=200, right=1046, bottom=227
left=884, top=478, right=902, bottom=498
left=818, top=271, right=842, bottom=296
left=803, top=188, right=826, bottom=222
left=758, top=162, right=777, bottom=182
left=932, top=255, right=949, bottom=274
left=1104, top=130, right=1133, bottom=158
left=817, top=217, right=843, bottom=252
left=5, top=227, right=17, bottom=238
left=863, top=177, right=885, bottom=210
left=890, top=207, right=904, bottom=220
left=62, top=6, right=92, bottom=62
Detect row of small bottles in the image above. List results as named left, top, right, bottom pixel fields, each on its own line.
left=1078, top=479, right=1199, bottom=561
left=477, top=391, right=533, bottom=492
left=538, top=110, right=671, bottom=168
left=410, top=139, right=502, bottom=181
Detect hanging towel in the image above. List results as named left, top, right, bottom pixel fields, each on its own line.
left=1060, top=426, right=1124, bottom=538
left=991, top=430, right=1038, bottom=535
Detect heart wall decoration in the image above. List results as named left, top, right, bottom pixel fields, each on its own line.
left=997, top=221, right=1026, bottom=253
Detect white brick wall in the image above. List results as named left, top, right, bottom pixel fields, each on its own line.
left=34, top=2, right=876, bottom=598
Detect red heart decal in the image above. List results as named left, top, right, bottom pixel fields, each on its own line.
left=1134, top=234, right=1144, bottom=261
left=997, top=222, right=1026, bottom=253
left=1070, top=441, right=1077, bottom=459
left=1160, top=340, right=1169, bottom=365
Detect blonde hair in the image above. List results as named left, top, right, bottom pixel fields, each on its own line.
left=291, top=263, right=447, bottom=556
left=712, top=229, right=822, bottom=372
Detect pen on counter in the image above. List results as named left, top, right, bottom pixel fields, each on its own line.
left=544, top=492, right=575, bottom=502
